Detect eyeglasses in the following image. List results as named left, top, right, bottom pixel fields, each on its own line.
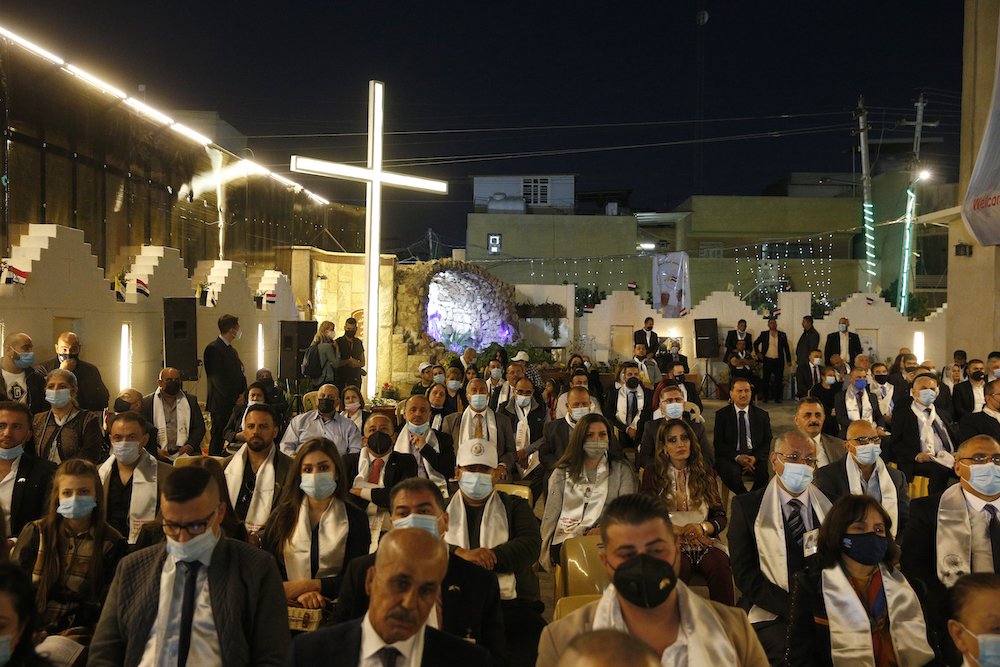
left=959, top=454, right=1000, bottom=466
left=162, top=510, right=217, bottom=538
left=775, top=452, right=818, bottom=467
left=851, top=436, right=881, bottom=445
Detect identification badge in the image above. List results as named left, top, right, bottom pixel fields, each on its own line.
left=803, top=528, right=819, bottom=558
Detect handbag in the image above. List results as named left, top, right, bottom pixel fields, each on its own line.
left=287, top=603, right=323, bottom=632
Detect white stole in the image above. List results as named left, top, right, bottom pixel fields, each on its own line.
left=152, top=390, right=191, bottom=453
left=459, top=407, right=498, bottom=449
left=844, top=389, right=874, bottom=423
left=913, top=402, right=951, bottom=454
left=352, top=449, right=390, bottom=551
left=615, top=388, right=644, bottom=429
left=936, top=484, right=974, bottom=587
left=444, top=491, right=516, bottom=599
left=98, top=452, right=159, bottom=544
left=753, top=481, right=832, bottom=592
left=282, top=495, right=349, bottom=582
left=394, top=429, right=448, bottom=498
left=224, top=444, right=277, bottom=532
left=553, top=457, right=610, bottom=546
left=846, top=458, right=899, bottom=537
left=512, top=402, right=541, bottom=476
left=822, top=564, right=935, bottom=666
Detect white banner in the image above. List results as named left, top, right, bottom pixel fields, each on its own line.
left=962, top=15, right=1000, bottom=245
left=652, top=252, right=690, bottom=318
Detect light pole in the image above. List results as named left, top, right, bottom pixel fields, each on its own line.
left=898, top=170, right=930, bottom=316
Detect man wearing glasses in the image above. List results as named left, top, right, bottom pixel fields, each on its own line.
left=814, top=420, right=910, bottom=536
left=728, top=430, right=832, bottom=664
left=90, top=465, right=289, bottom=666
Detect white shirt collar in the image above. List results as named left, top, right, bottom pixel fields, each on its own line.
left=361, top=612, right=423, bottom=666
left=217, top=335, right=231, bottom=347
left=778, top=483, right=812, bottom=512
left=963, top=487, right=1000, bottom=514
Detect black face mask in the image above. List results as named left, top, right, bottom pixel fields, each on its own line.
left=57, top=353, right=79, bottom=363
left=613, top=553, right=678, bottom=609
left=317, top=398, right=337, bottom=414
left=344, top=329, right=357, bottom=338
left=366, top=431, right=393, bottom=456
left=873, top=374, right=889, bottom=385
left=625, top=377, right=641, bottom=390
left=673, top=374, right=686, bottom=383
left=113, top=397, right=133, bottom=413
left=972, top=370, right=987, bottom=382
left=259, top=377, right=275, bottom=388
left=162, top=380, right=181, bottom=396
left=904, top=366, right=918, bottom=373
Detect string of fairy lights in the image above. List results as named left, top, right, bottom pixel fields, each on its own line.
left=733, top=233, right=838, bottom=312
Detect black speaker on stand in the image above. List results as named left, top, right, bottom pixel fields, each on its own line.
left=694, top=318, right=722, bottom=399
left=163, top=298, right=199, bottom=381
left=279, top=321, right=318, bottom=414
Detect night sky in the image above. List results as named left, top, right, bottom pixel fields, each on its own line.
left=0, top=2, right=964, bottom=251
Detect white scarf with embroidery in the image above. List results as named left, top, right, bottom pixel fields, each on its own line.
left=844, top=389, right=874, bottom=423
left=152, top=390, right=191, bottom=454
left=282, top=495, right=349, bottom=581
left=459, top=407, right=498, bottom=449
left=846, top=456, right=899, bottom=537
left=394, top=429, right=448, bottom=497
left=553, top=457, right=610, bottom=546
left=98, top=451, right=159, bottom=544
left=224, top=444, right=277, bottom=532
left=510, top=400, right=541, bottom=476
left=444, top=491, right=515, bottom=600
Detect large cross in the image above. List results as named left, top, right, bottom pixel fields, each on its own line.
left=290, top=80, right=448, bottom=398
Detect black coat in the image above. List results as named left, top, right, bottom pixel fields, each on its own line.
left=794, top=328, right=821, bottom=366
left=900, top=493, right=951, bottom=633
left=951, top=380, right=980, bottom=423
left=343, top=450, right=419, bottom=510
left=202, top=338, right=247, bottom=412
left=832, top=389, right=887, bottom=439
left=713, top=403, right=773, bottom=463
left=823, top=331, right=862, bottom=366
left=960, top=411, right=1000, bottom=443
left=812, top=456, right=909, bottom=534
left=331, top=551, right=506, bottom=664
left=633, top=328, right=660, bottom=354
left=754, top=330, right=791, bottom=364
left=725, top=330, right=754, bottom=356
left=796, top=363, right=824, bottom=399
left=8, top=452, right=55, bottom=536
left=603, top=387, right=654, bottom=450
left=885, top=406, right=958, bottom=481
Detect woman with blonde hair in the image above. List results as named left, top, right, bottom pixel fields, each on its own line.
left=309, top=321, right=341, bottom=389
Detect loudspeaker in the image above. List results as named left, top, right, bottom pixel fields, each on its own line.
left=163, top=298, right=199, bottom=381
left=279, top=320, right=318, bottom=380
left=694, top=318, right=720, bottom=359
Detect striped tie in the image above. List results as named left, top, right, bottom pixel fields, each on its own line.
left=787, top=498, right=805, bottom=546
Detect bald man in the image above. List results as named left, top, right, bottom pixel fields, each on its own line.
left=39, top=331, right=109, bottom=411
left=0, top=332, right=46, bottom=413
left=140, top=367, right=207, bottom=460
left=289, top=528, right=490, bottom=666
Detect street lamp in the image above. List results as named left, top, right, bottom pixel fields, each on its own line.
left=898, top=170, right=931, bottom=316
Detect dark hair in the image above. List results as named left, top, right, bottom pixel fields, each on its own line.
left=217, top=314, right=239, bottom=334
left=619, top=361, right=640, bottom=372
left=162, top=466, right=215, bottom=503
left=342, top=385, right=366, bottom=411
left=731, top=377, right=752, bottom=389
left=0, top=401, right=32, bottom=423
left=178, top=457, right=245, bottom=541
left=246, top=382, right=269, bottom=401
left=108, top=410, right=148, bottom=434
left=389, top=477, right=447, bottom=512
left=968, top=358, right=985, bottom=367
left=954, top=349, right=968, bottom=360
left=557, top=414, right=617, bottom=480
left=0, top=563, right=43, bottom=661
left=652, top=419, right=712, bottom=509
left=600, top=493, right=674, bottom=543
left=802, top=316, right=813, bottom=324
left=989, top=351, right=1000, bottom=360
left=643, top=317, right=654, bottom=325
left=814, top=494, right=900, bottom=569
left=949, top=573, right=1000, bottom=623
left=570, top=368, right=589, bottom=380
left=737, top=319, right=747, bottom=325
left=345, top=317, right=358, bottom=326
left=796, top=396, right=825, bottom=412
left=244, top=403, right=276, bottom=424
left=872, top=362, right=888, bottom=373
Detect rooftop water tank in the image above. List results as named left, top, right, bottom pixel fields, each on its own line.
left=486, top=193, right=527, bottom=214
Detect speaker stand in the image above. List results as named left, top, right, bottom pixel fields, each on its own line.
left=700, top=358, right=720, bottom=399
left=286, top=378, right=305, bottom=415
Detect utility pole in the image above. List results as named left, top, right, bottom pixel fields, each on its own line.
left=899, top=92, right=939, bottom=162
left=856, top=96, right=876, bottom=292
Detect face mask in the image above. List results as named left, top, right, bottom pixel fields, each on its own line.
left=163, top=380, right=181, bottom=396
left=853, top=379, right=868, bottom=391
left=166, top=525, right=220, bottom=563
left=973, top=371, right=988, bottom=382
left=345, top=329, right=357, bottom=338
left=246, top=400, right=262, bottom=408
left=46, top=388, right=72, bottom=409
left=366, top=432, right=393, bottom=456
left=0, top=634, right=11, bottom=667
left=584, top=440, right=609, bottom=459
left=811, top=357, right=822, bottom=367
left=447, top=380, right=462, bottom=391
left=12, top=351, right=34, bottom=368
left=840, top=532, right=889, bottom=566
left=0, top=443, right=23, bottom=461
left=393, top=513, right=440, bottom=538
left=905, top=365, right=918, bottom=374
left=407, top=420, right=431, bottom=436
left=994, top=369, right=1000, bottom=380
left=515, top=395, right=531, bottom=408
left=111, top=441, right=142, bottom=466
left=570, top=407, right=590, bottom=421
left=824, top=376, right=836, bottom=386
left=779, top=462, right=814, bottom=494
left=433, top=374, right=445, bottom=385
left=853, top=444, right=881, bottom=466
left=234, top=328, right=244, bottom=341
left=838, top=324, right=847, bottom=333
left=56, top=494, right=97, bottom=520
left=113, top=397, right=133, bottom=413
left=584, top=361, right=591, bottom=369
left=317, top=398, right=336, bottom=414
left=663, top=402, right=685, bottom=419
left=671, top=347, right=680, bottom=354
left=259, top=378, right=274, bottom=388
left=469, top=394, right=488, bottom=411
left=490, top=368, right=503, bottom=380
left=917, top=388, right=937, bottom=406
left=613, top=553, right=677, bottom=609
left=959, top=624, right=1000, bottom=667
left=57, top=353, right=79, bottom=363
left=459, top=471, right=494, bottom=500
left=344, top=402, right=361, bottom=412
left=968, top=463, right=1000, bottom=497
left=625, top=377, right=641, bottom=390
left=873, top=374, right=888, bottom=385
left=300, top=472, right=338, bottom=500
left=673, top=374, right=685, bottom=383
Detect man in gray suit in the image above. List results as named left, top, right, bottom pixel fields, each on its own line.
left=89, top=466, right=289, bottom=666
left=791, top=397, right=847, bottom=468
left=441, top=378, right=517, bottom=478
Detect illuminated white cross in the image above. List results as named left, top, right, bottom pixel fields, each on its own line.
left=290, top=80, right=448, bottom=398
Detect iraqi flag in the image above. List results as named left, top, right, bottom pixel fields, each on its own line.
left=3, top=265, right=28, bottom=285
left=136, top=279, right=150, bottom=297
left=626, top=281, right=637, bottom=290
left=265, top=292, right=277, bottom=304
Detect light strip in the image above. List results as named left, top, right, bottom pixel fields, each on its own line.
left=365, top=80, right=384, bottom=399
left=898, top=186, right=917, bottom=315
left=290, top=155, right=448, bottom=194
left=170, top=122, right=212, bottom=146
left=124, top=97, right=174, bottom=126
left=257, top=322, right=265, bottom=372
left=862, top=201, right=876, bottom=291
left=306, top=191, right=330, bottom=205
left=64, top=64, right=126, bottom=98
left=0, top=26, right=63, bottom=64
left=119, top=322, right=132, bottom=391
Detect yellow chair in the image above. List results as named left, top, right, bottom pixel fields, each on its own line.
left=302, top=391, right=318, bottom=412
left=909, top=475, right=930, bottom=500
left=553, top=594, right=601, bottom=621
left=173, top=455, right=229, bottom=467
left=495, top=483, right=533, bottom=506
left=562, top=534, right=609, bottom=597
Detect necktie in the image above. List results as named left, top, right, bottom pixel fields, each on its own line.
left=369, top=457, right=385, bottom=484
left=474, top=414, right=484, bottom=439
left=787, top=499, right=806, bottom=546
left=376, top=646, right=402, bottom=667
left=856, top=391, right=864, bottom=418
left=986, top=505, right=1000, bottom=574
left=410, top=437, right=426, bottom=478
left=738, top=410, right=750, bottom=453
left=177, top=560, right=202, bottom=667
left=813, top=366, right=819, bottom=385
left=627, top=392, right=637, bottom=425
left=928, top=411, right=954, bottom=453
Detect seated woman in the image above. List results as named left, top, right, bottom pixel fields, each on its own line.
left=948, top=573, right=1000, bottom=667
left=425, top=383, right=450, bottom=430
left=260, top=437, right=369, bottom=609
left=0, top=562, right=52, bottom=666
left=539, top=414, right=637, bottom=570
left=809, top=366, right=842, bottom=437
left=339, top=385, right=370, bottom=434
left=639, top=418, right=733, bottom=605
left=542, top=378, right=561, bottom=421
left=462, top=365, right=480, bottom=389
left=441, top=366, right=466, bottom=415
left=12, top=459, right=126, bottom=646
left=32, top=369, right=103, bottom=464
left=222, top=381, right=269, bottom=448
left=785, top=494, right=935, bottom=667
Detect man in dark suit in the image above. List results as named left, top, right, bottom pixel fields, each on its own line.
left=140, top=367, right=207, bottom=460
left=953, top=359, right=988, bottom=423
left=333, top=477, right=506, bottom=665
left=794, top=316, right=820, bottom=367
left=604, top=362, right=654, bottom=451
left=823, top=317, right=862, bottom=366
left=501, top=378, right=548, bottom=501
left=345, top=420, right=418, bottom=512
left=753, top=318, right=791, bottom=403
left=656, top=339, right=689, bottom=375
left=0, top=401, right=55, bottom=536
left=714, top=378, right=772, bottom=495
left=729, top=430, right=831, bottom=663
left=292, top=527, right=489, bottom=667
left=960, top=379, right=1000, bottom=442
left=537, top=387, right=623, bottom=472
left=38, top=331, right=110, bottom=412
left=638, top=384, right=708, bottom=470
left=887, top=373, right=959, bottom=494
left=89, top=465, right=289, bottom=666
left=795, top=349, right=824, bottom=399
left=633, top=317, right=659, bottom=359
left=203, top=314, right=247, bottom=456
left=334, top=317, right=366, bottom=391
left=833, top=368, right=888, bottom=439
left=724, top=319, right=753, bottom=358
left=662, top=361, right=702, bottom=413
left=0, top=332, right=47, bottom=414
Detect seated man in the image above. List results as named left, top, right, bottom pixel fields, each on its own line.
left=960, top=379, right=1000, bottom=442
left=412, top=361, right=435, bottom=396
left=661, top=361, right=702, bottom=413
left=794, top=349, right=824, bottom=400
left=254, top=368, right=288, bottom=425
left=604, top=362, right=654, bottom=452
left=539, top=387, right=622, bottom=473
left=638, top=384, right=709, bottom=470
left=333, top=477, right=506, bottom=665
left=222, top=382, right=269, bottom=449
left=441, top=378, right=516, bottom=478
left=289, top=528, right=489, bottom=667
left=0, top=401, right=55, bottom=536
left=791, top=396, right=846, bottom=468
left=279, top=383, right=362, bottom=457
left=714, top=378, right=772, bottom=495
left=89, top=465, right=289, bottom=666
left=223, top=404, right=292, bottom=535
left=632, top=343, right=661, bottom=389
left=537, top=493, right=767, bottom=667
left=395, top=394, right=456, bottom=499
left=887, top=372, right=959, bottom=494
left=445, top=439, right=545, bottom=667
left=554, top=369, right=602, bottom=419
left=726, top=339, right=760, bottom=393
left=729, top=431, right=831, bottom=663
left=109, top=388, right=159, bottom=458
left=501, top=378, right=548, bottom=502
left=0, top=332, right=47, bottom=413
left=140, top=367, right=207, bottom=461
left=870, top=362, right=896, bottom=423
left=833, top=367, right=888, bottom=439
left=814, top=419, right=910, bottom=536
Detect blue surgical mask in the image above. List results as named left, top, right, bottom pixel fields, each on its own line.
left=853, top=378, right=868, bottom=391
left=663, top=402, right=685, bottom=419
left=167, top=526, right=220, bottom=563
left=407, top=420, right=431, bottom=436
left=56, top=494, right=97, bottom=520
left=840, top=531, right=889, bottom=566
left=447, top=380, right=462, bottom=392
left=570, top=407, right=590, bottom=421
left=433, top=373, right=445, bottom=385
left=967, top=463, right=1000, bottom=497
left=393, top=513, right=440, bottom=538
left=111, top=441, right=142, bottom=466
left=459, top=471, right=494, bottom=500
left=0, top=445, right=23, bottom=461
left=917, top=388, right=938, bottom=406
left=959, top=624, right=1000, bottom=667
left=12, top=351, right=34, bottom=369
left=515, top=395, right=531, bottom=408
left=0, top=634, right=10, bottom=667
left=824, top=376, right=836, bottom=386
left=300, top=472, right=338, bottom=500
left=838, top=324, right=848, bottom=333
left=853, top=444, right=881, bottom=466
left=779, top=462, right=814, bottom=494
left=469, top=394, right=488, bottom=411
left=45, top=388, right=72, bottom=409
left=490, top=368, right=503, bottom=380
left=994, top=369, right=1000, bottom=380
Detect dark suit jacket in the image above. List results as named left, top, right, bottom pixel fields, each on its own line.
left=725, top=330, right=753, bottom=356
left=289, top=618, right=491, bottom=667
left=633, top=328, right=660, bottom=353
left=823, top=331, right=862, bottom=366
left=498, top=396, right=547, bottom=446
left=441, top=410, right=516, bottom=472
left=344, top=450, right=419, bottom=509
left=39, top=358, right=110, bottom=411
left=753, top=330, right=791, bottom=363
left=222, top=447, right=293, bottom=519
left=331, top=551, right=505, bottom=664
left=795, top=363, right=824, bottom=399
left=832, top=389, right=887, bottom=438
left=603, top=387, right=654, bottom=450
left=89, top=538, right=290, bottom=667
left=203, top=337, right=247, bottom=412
left=886, top=406, right=958, bottom=481
left=713, top=403, right=773, bottom=463
left=539, top=418, right=623, bottom=473
left=794, top=328, right=820, bottom=366
left=951, top=380, right=981, bottom=423
left=139, top=391, right=207, bottom=452
left=655, top=352, right=689, bottom=375
left=813, top=456, right=909, bottom=533
left=960, top=411, right=1000, bottom=443
left=8, top=452, right=55, bottom=536
left=0, top=366, right=47, bottom=414
left=900, top=493, right=951, bottom=631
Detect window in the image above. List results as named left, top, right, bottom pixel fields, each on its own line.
left=522, top=178, right=550, bottom=206
left=699, top=242, right=724, bottom=259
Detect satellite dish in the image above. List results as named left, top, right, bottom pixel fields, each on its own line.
left=695, top=10, right=709, bottom=26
